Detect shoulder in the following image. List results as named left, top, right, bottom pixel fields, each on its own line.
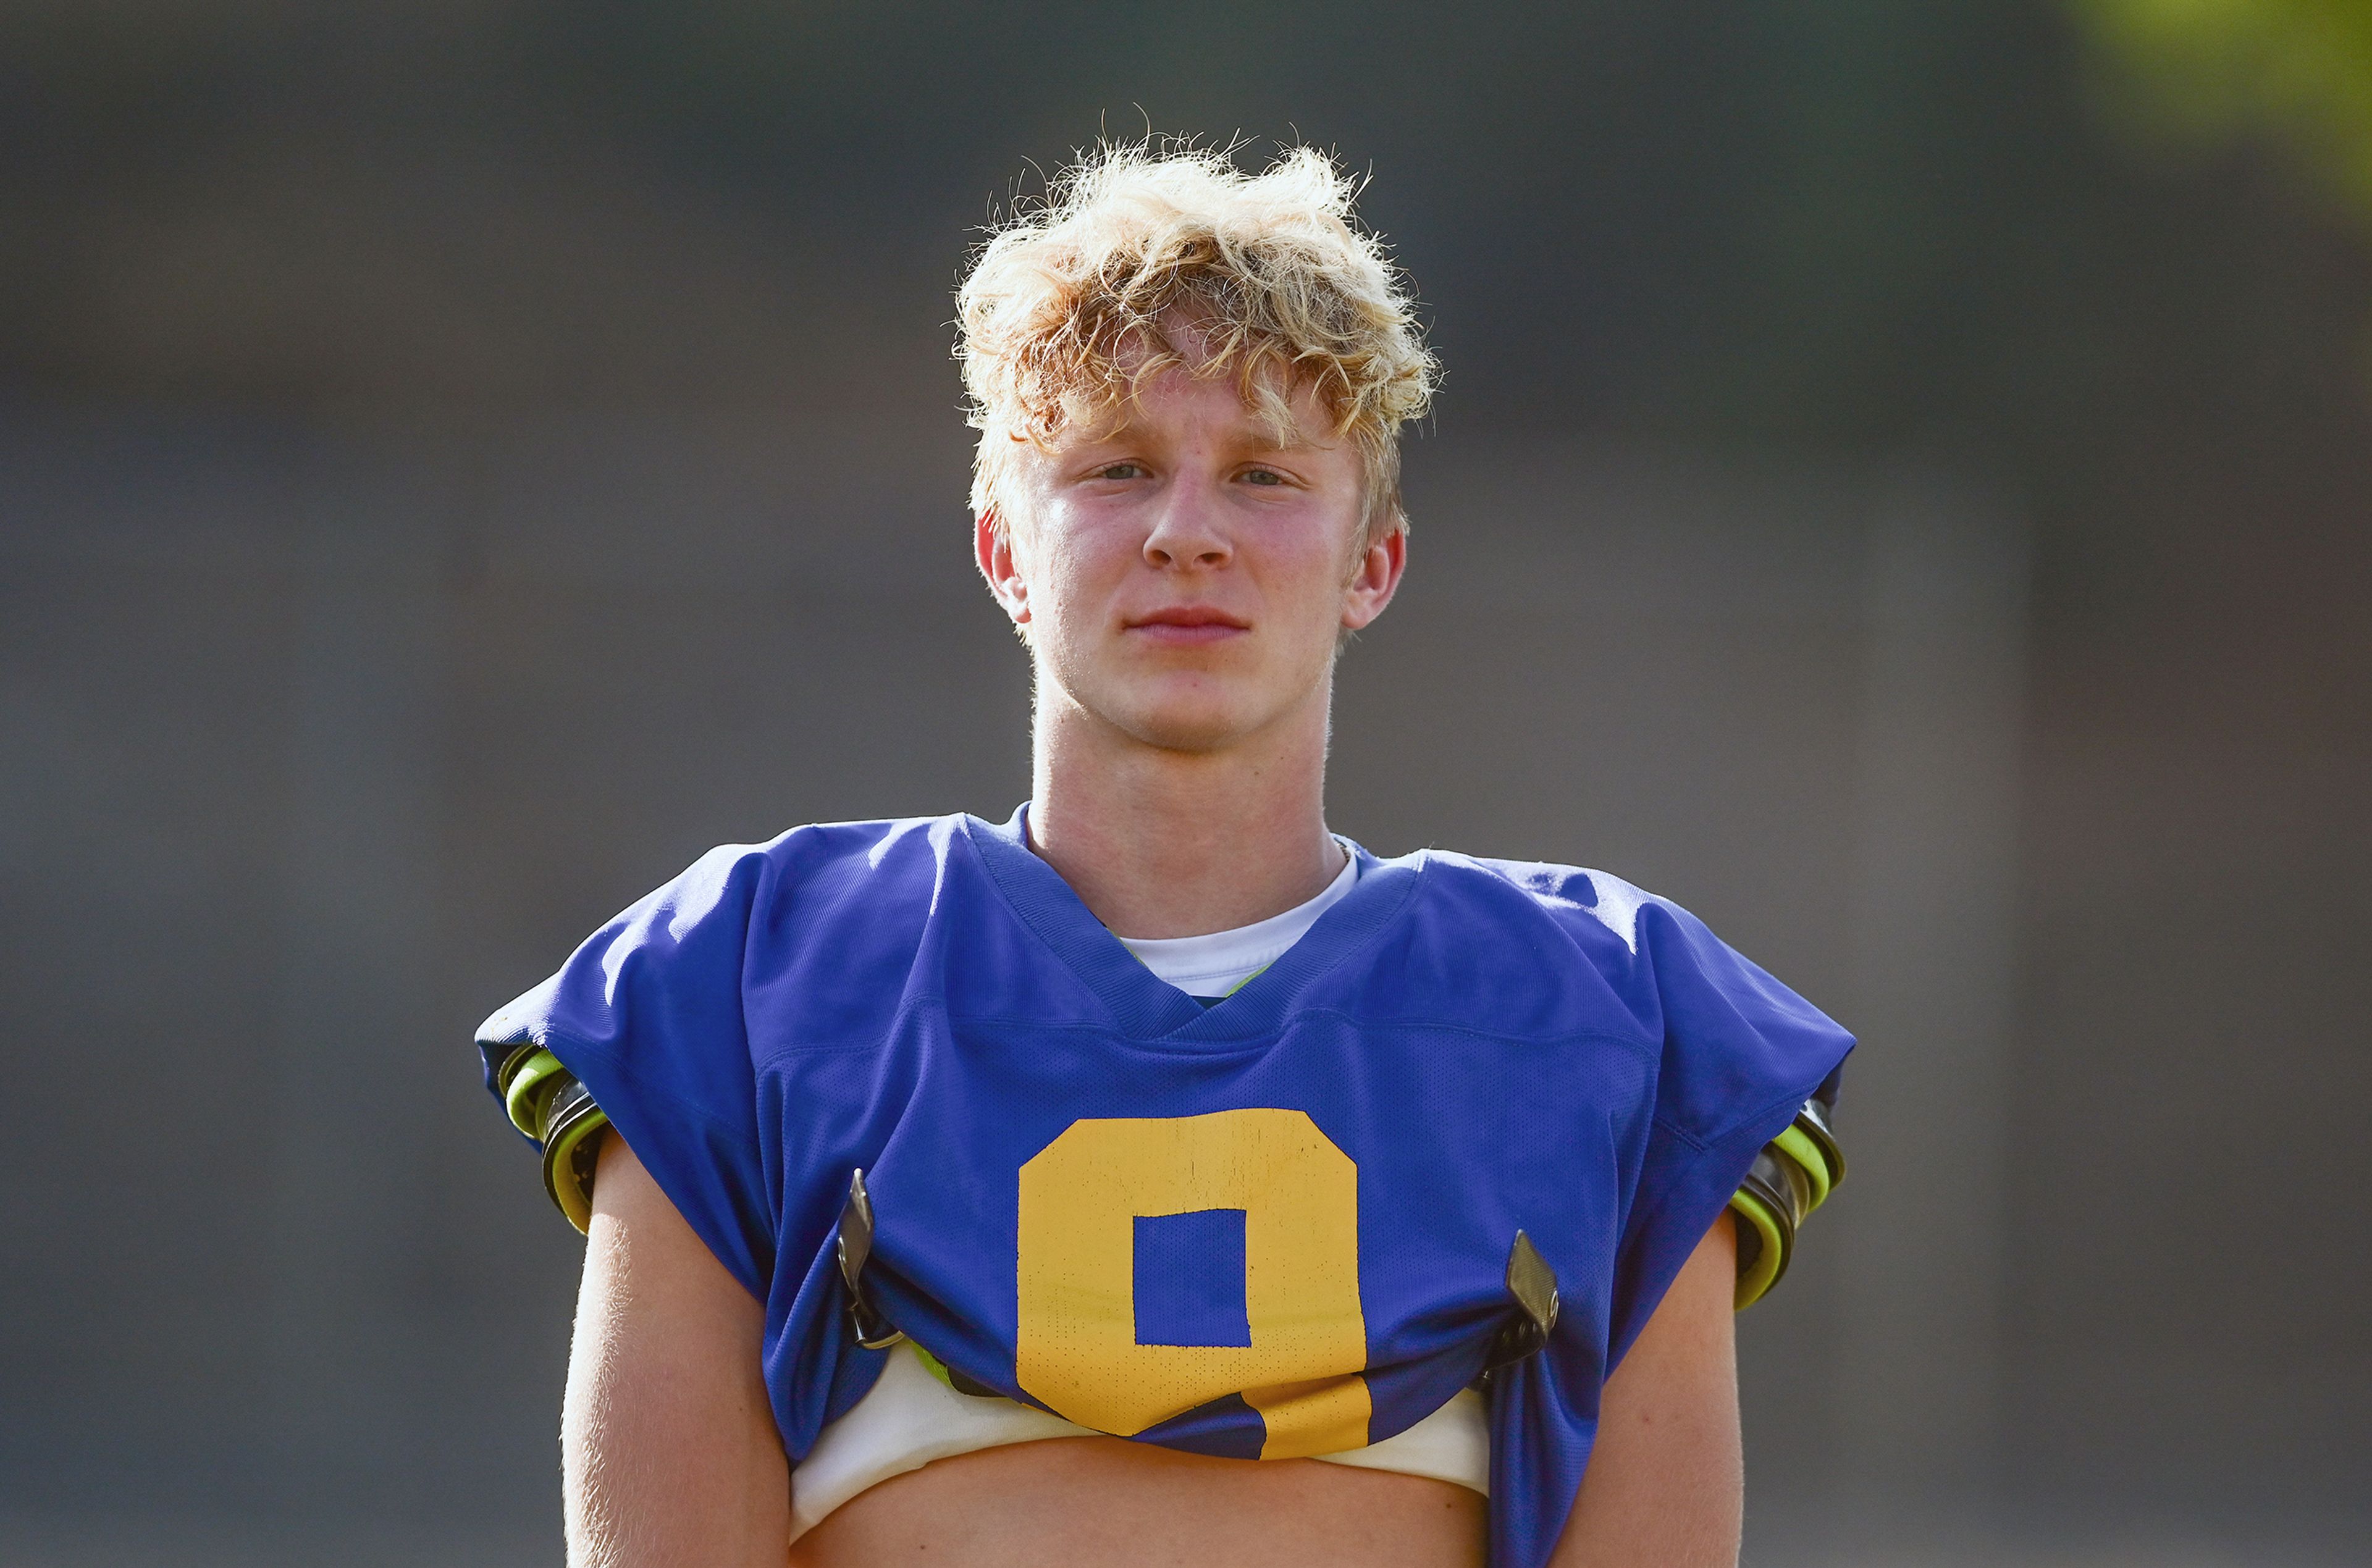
left=1385, top=849, right=1714, bottom=1024
left=667, top=813, right=958, bottom=921
left=1384, top=850, right=1849, bottom=1123
left=1408, top=850, right=1670, bottom=963
left=1421, top=850, right=1807, bottom=997
left=477, top=813, right=963, bottom=1051
left=621, top=813, right=961, bottom=950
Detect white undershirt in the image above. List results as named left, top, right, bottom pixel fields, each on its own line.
left=1113, top=847, right=1359, bottom=998
left=784, top=847, right=1493, bottom=1540
left=789, top=1344, right=1488, bottom=1541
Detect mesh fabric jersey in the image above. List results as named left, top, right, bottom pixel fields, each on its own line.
left=478, top=807, right=1853, bottom=1568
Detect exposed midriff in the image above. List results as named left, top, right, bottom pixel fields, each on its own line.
left=786, top=1434, right=1486, bottom=1568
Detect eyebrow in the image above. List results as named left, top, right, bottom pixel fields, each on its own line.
left=1064, top=421, right=1323, bottom=456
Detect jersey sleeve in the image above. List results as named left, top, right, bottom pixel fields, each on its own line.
left=475, top=844, right=778, bottom=1299
left=1606, top=890, right=1854, bottom=1361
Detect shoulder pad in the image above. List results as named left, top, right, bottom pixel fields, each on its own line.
left=494, top=1044, right=611, bottom=1235
left=1727, top=1097, right=1845, bottom=1310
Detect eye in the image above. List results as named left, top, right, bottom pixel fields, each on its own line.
left=1242, top=467, right=1285, bottom=487
left=1095, top=462, right=1145, bottom=481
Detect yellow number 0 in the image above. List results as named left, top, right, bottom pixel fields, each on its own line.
left=1016, top=1108, right=1371, bottom=1459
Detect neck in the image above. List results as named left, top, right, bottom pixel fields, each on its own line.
left=1027, top=685, right=1346, bottom=940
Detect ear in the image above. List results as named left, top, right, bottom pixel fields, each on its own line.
left=1340, top=524, right=1407, bottom=632
left=975, top=509, right=1032, bottom=627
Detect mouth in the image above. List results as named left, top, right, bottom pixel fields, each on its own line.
left=1124, top=606, right=1251, bottom=647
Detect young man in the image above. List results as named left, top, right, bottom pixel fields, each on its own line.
left=479, top=145, right=1851, bottom=1568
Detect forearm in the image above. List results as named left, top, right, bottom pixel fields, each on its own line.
left=564, top=1134, right=791, bottom=1568
left=1548, top=1214, right=1743, bottom=1568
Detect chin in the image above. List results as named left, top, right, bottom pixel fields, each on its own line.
left=1117, top=702, right=1254, bottom=754
left=1057, top=665, right=1310, bottom=755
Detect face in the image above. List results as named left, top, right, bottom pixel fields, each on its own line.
left=976, top=364, right=1405, bottom=755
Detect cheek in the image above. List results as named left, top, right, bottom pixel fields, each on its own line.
left=1263, top=521, right=1363, bottom=615
left=1022, top=519, right=1129, bottom=637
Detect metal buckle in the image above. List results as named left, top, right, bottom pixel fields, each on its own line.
left=836, top=1168, right=908, bottom=1351
left=1479, top=1230, right=1560, bottom=1381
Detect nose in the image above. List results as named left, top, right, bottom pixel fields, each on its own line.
left=1142, top=471, right=1232, bottom=570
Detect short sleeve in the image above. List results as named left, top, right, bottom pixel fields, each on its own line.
left=1605, top=893, right=1854, bottom=1364
left=475, top=844, right=778, bottom=1299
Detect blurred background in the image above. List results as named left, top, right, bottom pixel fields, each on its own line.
left=4, top=2, right=2367, bottom=1564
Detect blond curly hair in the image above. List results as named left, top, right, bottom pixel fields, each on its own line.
left=957, top=142, right=1437, bottom=544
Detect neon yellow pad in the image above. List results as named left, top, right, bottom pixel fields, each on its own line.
left=1772, top=1124, right=1833, bottom=1210
left=504, top=1048, right=569, bottom=1140
left=1726, top=1188, right=1788, bottom=1310
left=545, top=1106, right=610, bottom=1234
left=909, top=1341, right=959, bottom=1389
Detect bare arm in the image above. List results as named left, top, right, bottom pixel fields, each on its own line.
left=1549, top=1213, right=1743, bottom=1568
left=564, top=1132, right=791, bottom=1568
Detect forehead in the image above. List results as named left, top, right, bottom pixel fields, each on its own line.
left=1048, top=362, right=1335, bottom=455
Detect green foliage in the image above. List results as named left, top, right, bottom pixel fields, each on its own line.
left=2077, top=0, right=2372, bottom=214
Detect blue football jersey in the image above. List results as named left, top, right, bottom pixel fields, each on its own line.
left=478, top=807, right=1853, bottom=1568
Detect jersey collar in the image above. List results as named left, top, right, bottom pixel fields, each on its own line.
left=959, top=803, right=1424, bottom=1044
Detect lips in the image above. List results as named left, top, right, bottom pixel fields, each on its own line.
left=1124, top=606, right=1250, bottom=645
